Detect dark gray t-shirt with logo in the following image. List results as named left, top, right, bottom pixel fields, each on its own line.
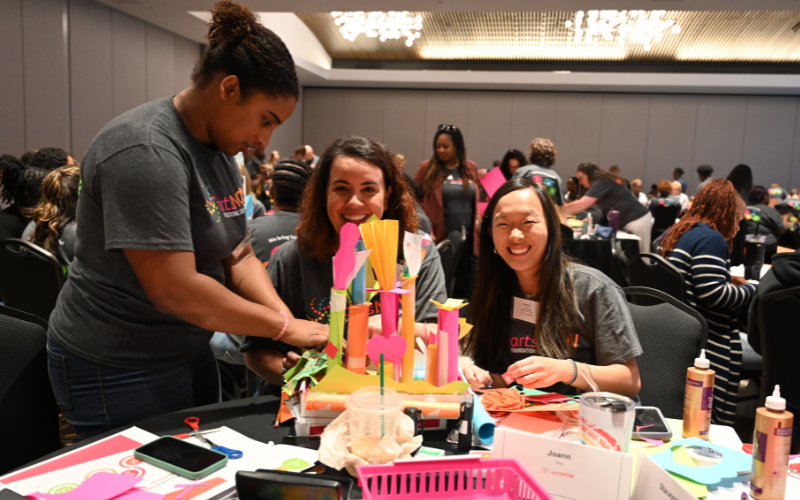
left=49, top=97, right=247, bottom=370
left=507, top=264, right=642, bottom=394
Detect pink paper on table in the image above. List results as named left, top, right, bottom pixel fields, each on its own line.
left=480, top=167, right=506, bottom=198
left=25, top=472, right=163, bottom=500
left=500, top=412, right=563, bottom=435
left=2, top=435, right=142, bottom=484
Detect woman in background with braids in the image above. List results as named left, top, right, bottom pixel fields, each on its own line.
left=22, top=165, right=80, bottom=265
left=658, top=179, right=754, bottom=426
left=47, top=0, right=327, bottom=439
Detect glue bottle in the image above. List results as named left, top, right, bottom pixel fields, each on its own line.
left=750, top=385, right=794, bottom=500
left=682, top=349, right=714, bottom=440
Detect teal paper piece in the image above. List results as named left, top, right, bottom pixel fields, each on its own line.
left=650, top=437, right=751, bottom=485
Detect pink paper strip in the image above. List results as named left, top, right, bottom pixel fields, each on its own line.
left=380, top=290, right=399, bottom=337
left=480, top=167, right=507, bottom=198
left=438, top=308, right=460, bottom=383
left=636, top=424, right=665, bottom=446
left=26, top=472, right=146, bottom=500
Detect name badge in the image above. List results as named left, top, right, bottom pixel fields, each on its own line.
left=513, top=297, right=538, bottom=325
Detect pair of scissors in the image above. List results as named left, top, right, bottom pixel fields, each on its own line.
left=183, top=417, right=243, bottom=460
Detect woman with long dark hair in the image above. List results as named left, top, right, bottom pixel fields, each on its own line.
left=415, top=124, right=481, bottom=297
left=658, top=179, right=754, bottom=426
left=47, top=0, right=327, bottom=439
left=240, top=136, right=448, bottom=389
left=498, top=149, right=527, bottom=180
left=565, top=162, right=652, bottom=252
left=462, top=178, right=641, bottom=397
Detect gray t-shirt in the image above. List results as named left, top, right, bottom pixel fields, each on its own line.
left=744, top=204, right=785, bottom=246
left=514, top=164, right=565, bottom=206
left=249, top=211, right=300, bottom=266
left=507, top=264, right=642, bottom=395
left=49, top=97, right=247, bottom=370
left=239, top=235, right=447, bottom=354
left=585, top=178, right=649, bottom=227
left=441, top=168, right=475, bottom=233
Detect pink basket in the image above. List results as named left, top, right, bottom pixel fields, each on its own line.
left=357, top=456, right=553, bottom=500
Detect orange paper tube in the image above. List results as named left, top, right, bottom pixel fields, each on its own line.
left=346, top=304, right=370, bottom=375
left=304, top=392, right=460, bottom=418
left=401, top=277, right=417, bottom=383
left=426, top=345, right=438, bottom=387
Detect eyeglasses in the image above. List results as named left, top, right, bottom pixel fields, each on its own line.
left=438, top=124, right=459, bottom=132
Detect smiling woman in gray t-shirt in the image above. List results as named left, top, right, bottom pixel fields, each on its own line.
left=46, top=1, right=326, bottom=440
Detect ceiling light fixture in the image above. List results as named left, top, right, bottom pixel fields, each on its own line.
left=331, top=11, right=423, bottom=47
left=565, top=10, right=681, bottom=51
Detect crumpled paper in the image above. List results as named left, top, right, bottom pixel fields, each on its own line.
left=318, top=410, right=423, bottom=476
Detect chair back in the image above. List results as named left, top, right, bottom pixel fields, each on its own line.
left=626, top=253, right=685, bottom=306
left=623, top=287, right=708, bottom=419
left=757, top=286, right=800, bottom=415
left=443, top=226, right=467, bottom=296
left=610, top=238, right=630, bottom=287
left=0, top=305, right=61, bottom=474
left=0, top=239, right=64, bottom=321
left=650, top=203, right=680, bottom=239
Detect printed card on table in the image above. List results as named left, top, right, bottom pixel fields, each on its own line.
left=631, top=452, right=696, bottom=500
left=493, top=426, right=633, bottom=500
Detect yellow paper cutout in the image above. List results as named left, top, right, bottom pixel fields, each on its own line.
left=360, top=219, right=399, bottom=291
left=430, top=298, right=468, bottom=310
left=458, top=318, right=473, bottom=339
left=630, top=445, right=708, bottom=498
left=314, top=365, right=469, bottom=395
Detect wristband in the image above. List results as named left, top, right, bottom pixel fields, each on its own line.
left=274, top=310, right=289, bottom=341
left=566, top=359, right=578, bottom=386
left=485, top=374, right=494, bottom=390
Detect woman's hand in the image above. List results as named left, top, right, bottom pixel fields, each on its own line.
left=367, top=314, right=382, bottom=338
left=732, top=275, right=748, bottom=286
left=463, top=365, right=492, bottom=391
left=282, top=351, right=301, bottom=372
left=281, top=319, right=328, bottom=350
left=508, top=356, right=572, bottom=389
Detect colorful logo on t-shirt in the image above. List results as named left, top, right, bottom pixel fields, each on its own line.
left=203, top=185, right=247, bottom=223
left=510, top=334, right=537, bottom=356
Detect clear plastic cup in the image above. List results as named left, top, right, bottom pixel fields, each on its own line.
left=346, top=386, right=403, bottom=461
left=579, top=392, right=636, bottom=452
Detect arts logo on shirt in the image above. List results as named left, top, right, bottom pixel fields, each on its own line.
left=203, top=185, right=247, bottom=222
left=510, top=334, right=537, bottom=355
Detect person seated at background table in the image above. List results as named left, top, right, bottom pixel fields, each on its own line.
left=671, top=180, right=690, bottom=209
left=25, top=147, right=77, bottom=171
left=240, top=136, right=448, bottom=391
left=565, top=176, right=580, bottom=202
left=46, top=1, right=327, bottom=440
left=565, top=163, right=652, bottom=253
left=498, top=149, right=527, bottom=180
left=461, top=177, right=642, bottom=398
left=631, top=179, right=647, bottom=204
left=648, top=180, right=680, bottom=211
left=514, top=138, right=566, bottom=209
left=744, top=185, right=786, bottom=264
left=658, top=179, right=755, bottom=426
left=22, top=165, right=80, bottom=266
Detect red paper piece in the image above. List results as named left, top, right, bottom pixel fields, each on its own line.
left=502, top=371, right=515, bottom=385
left=323, top=342, right=339, bottom=359
left=1, top=435, right=142, bottom=484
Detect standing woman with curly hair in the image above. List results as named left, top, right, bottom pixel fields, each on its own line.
left=23, top=166, right=80, bottom=264
left=659, top=179, right=754, bottom=426
left=47, top=0, right=327, bottom=439
left=414, top=125, right=481, bottom=297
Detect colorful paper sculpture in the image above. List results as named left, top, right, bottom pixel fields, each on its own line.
left=431, top=299, right=468, bottom=385
left=330, top=223, right=370, bottom=370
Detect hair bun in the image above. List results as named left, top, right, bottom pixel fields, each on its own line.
left=207, top=0, right=257, bottom=47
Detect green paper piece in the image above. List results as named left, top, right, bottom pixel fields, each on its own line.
left=328, top=288, right=347, bottom=371
left=282, top=351, right=329, bottom=395
left=519, top=388, right=548, bottom=396
left=282, top=458, right=311, bottom=471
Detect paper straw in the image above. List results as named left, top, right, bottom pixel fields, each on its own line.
left=380, top=353, right=385, bottom=438
left=346, top=304, right=370, bottom=375
left=426, top=345, right=438, bottom=386
left=400, top=277, right=417, bottom=383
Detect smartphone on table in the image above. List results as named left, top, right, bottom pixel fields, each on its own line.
left=631, top=406, right=673, bottom=441
left=134, top=436, right=228, bottom=479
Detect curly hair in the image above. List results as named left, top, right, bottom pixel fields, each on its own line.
left=296, top=136, right=418, bottom=261
left=26, top=166, right=80, bottom=254
left=191, top=0, right=299, bottom=100
left=15, top=167, right=48, bottom=211
left=528, top=138, right=557, bottom=167
left=659, top=179, right=740, bottom=256
left=28, top=147, right=71, bottom=171
left=0, top=154, right=25, bottom=205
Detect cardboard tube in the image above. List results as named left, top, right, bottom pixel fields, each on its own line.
left=346, top=304, right=370, bottom=375
left=401, top=277, right=417, bottom=383
left=426, top=345, right=438, bottom=387
left=380, top=290, right=399, bottom=337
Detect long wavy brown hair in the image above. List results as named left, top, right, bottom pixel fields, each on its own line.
left=659, top=178, right=740, bottom=256
left=26, top=166, right=80, bottom=255
left=296, top=136, right=418, bottom=261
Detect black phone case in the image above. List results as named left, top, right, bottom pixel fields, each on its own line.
left=236, top=470, right=353, bottom=500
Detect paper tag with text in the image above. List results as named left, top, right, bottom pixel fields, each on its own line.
left=513, top=297, right=539, bottom=325
left=632, top=451, right=696, bottom=500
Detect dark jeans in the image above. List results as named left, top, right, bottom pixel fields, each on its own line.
left=47, top=338, right=221, bottom=440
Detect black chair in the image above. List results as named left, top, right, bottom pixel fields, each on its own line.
left=623, top=287, right=708, bottom=419
left=610, top=238, right=630, bottom=287
left=756, top=286, right=800, bottom=423
left=436, top=238, right=455, bottom=292
left=626, top=253, right=685, bottom=306
left=0, top=305, right=62, bottom=474
left=0, top=239, right=65, bottom=321
left=650, top=203, right=680, bottom=240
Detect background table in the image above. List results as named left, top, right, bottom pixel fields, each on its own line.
left=571, top=234, right=640, bottom=287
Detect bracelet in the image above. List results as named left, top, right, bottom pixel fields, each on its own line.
left=566, top=359, right=578, bottom=386
left=486, top=375, right=494, bottom=390
left=274, top=311, right=289, bottom=341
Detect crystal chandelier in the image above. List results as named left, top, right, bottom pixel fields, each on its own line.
left=331, top=11, right=423, bottom=47
left=565, top=10, right=681, bottom=51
